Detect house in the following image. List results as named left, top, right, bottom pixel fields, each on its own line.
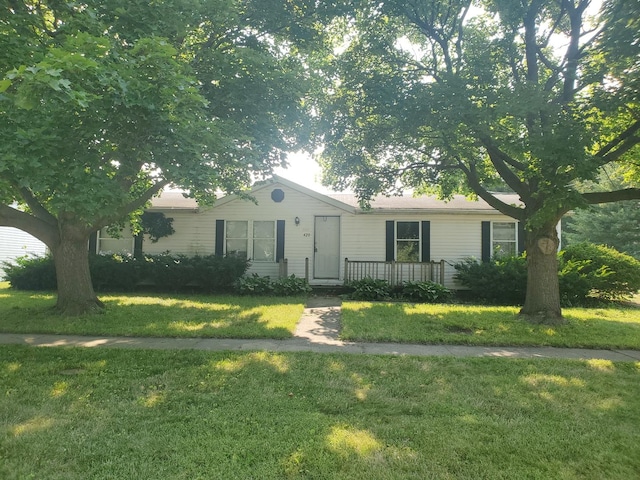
left=94, top=176, right=536, bottom=289
left=0, top=227, right=47, bottom=279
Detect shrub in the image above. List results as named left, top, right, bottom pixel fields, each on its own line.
left=5, top=253, right=248, bottom=293
left=2, top=255, right=56, bottom=290
left=235, top=274, right=275, bottom=295
left=402, top=280, right=452, bottom=303
left=235, top=274, right=312, bottom=296
left=90, top=254, right=141, bottom=292
left=272, top=275, right=313, bottom=296
left=559, top=243, right=640, bottom=301
left=453, top=256, right=527, bottom=305
left=346, top=277, right=393, bottom=301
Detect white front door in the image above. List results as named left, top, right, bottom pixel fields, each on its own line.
left=314, top=216, right=340, bottom=279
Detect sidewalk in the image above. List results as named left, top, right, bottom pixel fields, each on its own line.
left=1, top=297, right=639, bottom=362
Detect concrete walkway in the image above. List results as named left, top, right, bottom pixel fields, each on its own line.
left=1, top=297, right=639, bottom=362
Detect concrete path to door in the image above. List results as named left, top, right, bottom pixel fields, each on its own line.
left=1, top=297, right=639, bottom=362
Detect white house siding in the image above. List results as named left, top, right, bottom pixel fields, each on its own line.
left=205, top=182, right=350, bottom=279
left=0, top=227, right=47, bottom=279
left=144, top=183, right=528, bottom=288
left=341, top=213, right=514, bottom=288
left=142, top=211, right=215, bottom=256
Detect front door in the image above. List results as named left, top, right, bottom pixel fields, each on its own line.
left=314, top=216, right=340, bottom=279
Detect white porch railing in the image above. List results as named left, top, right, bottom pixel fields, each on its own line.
left=344, top=258, right=446, bottom=286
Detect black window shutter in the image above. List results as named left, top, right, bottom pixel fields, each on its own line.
left=385, top=221, right=395, bottom=261
left=88, top=230, right=98, bottom=254
left=517, top=221, right=525, bottom=255
left=481, top=221, right=491, bottom=262
left=421, top=221, right=431, bottom=262
left=134, top=234, right=143, bottom=258
left=215, top=220, right=224, bottom=256
left=276, top=220, right=285, bottom=262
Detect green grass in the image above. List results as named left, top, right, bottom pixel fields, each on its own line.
left=0, top=283, right=305, bottom=339
left=341, top=302, right=640, bottom=349
left=1, top=346, right=638, bottom=479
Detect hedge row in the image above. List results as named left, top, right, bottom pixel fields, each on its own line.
left=454, top=243, right=640, bottom=306
left=3, top=254, right=249, bottom=293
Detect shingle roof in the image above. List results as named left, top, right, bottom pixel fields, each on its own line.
left=148, top=180, right=521, bottom=214
left=328, top=192, right=522, bottom=213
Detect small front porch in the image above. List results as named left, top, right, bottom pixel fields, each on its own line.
left=277, top=258, right=447, bottom=286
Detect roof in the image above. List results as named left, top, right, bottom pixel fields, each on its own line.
left=148, top=191, right=198, bottom=211
left=329, top=192, right=522, bottom=214
left=148, top=178, right=521, bottom=215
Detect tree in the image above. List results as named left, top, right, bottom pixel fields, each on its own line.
left=317, top=0, right=640, bottom=323
left=0, top=0, right=324, bottom=315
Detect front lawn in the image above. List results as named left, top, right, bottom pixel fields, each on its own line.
left=0, top=283, right=304, bottom=339
left=341, top=302, right=640, bottom=350
left=1, top=346, right=639, bottom=479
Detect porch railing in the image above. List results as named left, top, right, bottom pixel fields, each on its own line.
left=344, top=258, right=446, bottom=286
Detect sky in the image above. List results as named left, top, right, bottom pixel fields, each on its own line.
left=274, top=151, right=333, bottom=193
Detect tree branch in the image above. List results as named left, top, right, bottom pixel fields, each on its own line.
left=477, top=135, right=531, bottom=202
left=458, top=161, right=525, bottom=220
left=0, top=204, right=58, bottom=248
left=582, top=188, right=640, bottom=205
left=595, top=120, right=640, bottom=164
left=18, top=187, right=57, bottom=226
left=92, top=180, right=170, bottom=230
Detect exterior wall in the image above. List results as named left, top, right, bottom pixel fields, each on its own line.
left=142, top=182, right=528, bottom=288
left=146, top=182, right=350, bottom=280
left=142, top=211, right=214, bottom=256
left=0, top=227, right=47, bottom=279
left=207, top=183, right=349, bottom=278
left=342, top=213, right=516, bottom=288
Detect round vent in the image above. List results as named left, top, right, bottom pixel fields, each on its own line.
left=271, top=188, right=285, bottom=203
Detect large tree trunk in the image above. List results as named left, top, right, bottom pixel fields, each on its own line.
left=51, top=224, right=104, bottom=316
left=520, top=222, right=564, bottom=324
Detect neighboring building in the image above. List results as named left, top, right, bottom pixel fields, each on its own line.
left=0, top=227, right=47, bottom=279
left=94, top=176, right=534, bottom=289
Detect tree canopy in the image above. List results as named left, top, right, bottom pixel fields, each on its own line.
left=317, top=0, right=640, bottom=322
left=0, top=0, right=332, bottom=314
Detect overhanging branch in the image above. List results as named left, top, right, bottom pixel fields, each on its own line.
left=459, top=161, right=525, bottom=220
left=582, top=188, right=640, bottom=205
left=0, top=204, right=58, bottom=247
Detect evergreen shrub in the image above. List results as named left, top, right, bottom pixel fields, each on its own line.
left=3, top=253, right=248, bottom=293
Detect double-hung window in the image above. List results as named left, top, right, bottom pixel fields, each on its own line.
left=97, top=227, right=134, bottom=254
left=492, top=222, right=517, bottom=257
left=396, top=221, right=420, bottom=262
left=225, top=220, right=275, bottom=261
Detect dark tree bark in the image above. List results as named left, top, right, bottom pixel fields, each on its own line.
left=520, top=221, right=564, bottom=324
left=49, top=223, right=104, bottom=316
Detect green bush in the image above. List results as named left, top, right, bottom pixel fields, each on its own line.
left=345, top=278, right=452, bottom=302
left=90, top=254, right=141, bottom=292
left=235, top=274, right=311, bottom=296
left=453, top=256, right=528, bottom=305
left=402, top=281, right=452, bottom=303
left=272, top=275, right=313, bottom=296
left=559, top=243, right=640, bottom=301
left=235, top=274, right=275, bottom=295
left=2, top=255, right=57, bottom=290
left=4, top=253, right=248, bottom=293
left=454, top=243, right=640, bottom=306
left=346, top=277, right=393, bottom=301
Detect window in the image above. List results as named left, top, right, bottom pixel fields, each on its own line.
left=396, top=221, right=420, bottom=262
left=252, top=221, right=275, bottom=262
left=226, top=221, right=248, bottom=259
left=492, top=222, right=516, bottom=257
left=97, top=227, right=134, bottom=254
left=225, top=220, right=275, bottom=262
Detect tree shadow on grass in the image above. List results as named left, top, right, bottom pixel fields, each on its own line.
left=0, top=290, right=304, bottom=339
left=341, top=302, right=640, bottom=349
